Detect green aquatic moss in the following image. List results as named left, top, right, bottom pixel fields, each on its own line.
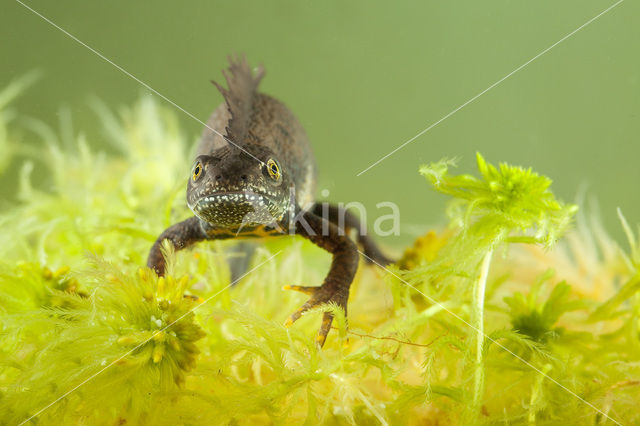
left=418, top=155, right=578, bottom=420
left=1, top=78, right=639, bottom=424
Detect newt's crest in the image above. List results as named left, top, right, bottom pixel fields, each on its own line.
left=212, top=56, right=265, bottom=145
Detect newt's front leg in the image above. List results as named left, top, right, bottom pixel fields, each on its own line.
left=147, top=216, right=208, bottom=276
left=285, top=210, right=359, bottom=347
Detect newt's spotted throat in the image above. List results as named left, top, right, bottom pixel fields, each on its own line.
left=148, top=56, right=392, bottom=347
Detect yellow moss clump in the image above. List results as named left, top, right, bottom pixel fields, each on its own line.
left=397, top=230, right=450, bottom=270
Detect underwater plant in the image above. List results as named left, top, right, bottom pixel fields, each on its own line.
left=1, top=78, right=639, bottom=424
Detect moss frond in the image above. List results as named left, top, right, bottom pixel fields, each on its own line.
left=420, top=153, right=578, bottom=248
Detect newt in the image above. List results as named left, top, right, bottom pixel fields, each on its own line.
left=147, top=56, right=393, bottom=347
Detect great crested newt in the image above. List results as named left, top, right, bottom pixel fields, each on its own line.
left=147, top=56, right=393, bottom=347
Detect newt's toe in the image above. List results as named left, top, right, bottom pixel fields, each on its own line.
left=283, top=284, right=317, bottom=295
left=315, top=312, right=334, bottom=348
left=315, top=333, right=327, bottom=348
left=284, top=305, right=307, bottom=327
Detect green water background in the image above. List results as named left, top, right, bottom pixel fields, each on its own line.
left=1, top=0, right=638, bottom=248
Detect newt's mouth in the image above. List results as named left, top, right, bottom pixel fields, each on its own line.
left=190, top=191, right=284, bottom=227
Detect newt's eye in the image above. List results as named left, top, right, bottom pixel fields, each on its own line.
left=266, top=159, right=281, bottom=181
left=192, top=162, right=203, bottom=181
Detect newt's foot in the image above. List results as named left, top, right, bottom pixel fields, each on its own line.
left=283, top=284, right=347, bottom=348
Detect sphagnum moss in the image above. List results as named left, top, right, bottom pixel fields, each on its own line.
left=1, top=79, right=639, bottom=425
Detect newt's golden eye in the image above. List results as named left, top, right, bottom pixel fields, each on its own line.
left=192, top=162, right=203, bottom=181
left=266, top=159, right=281, bottom=180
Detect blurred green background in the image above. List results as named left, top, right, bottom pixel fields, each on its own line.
left=1, top=0, right=638, bottom=248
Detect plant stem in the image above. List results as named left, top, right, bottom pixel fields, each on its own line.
left=471, top=250, right=493, bottom=418
left=528, top=363, right=552, bottom=424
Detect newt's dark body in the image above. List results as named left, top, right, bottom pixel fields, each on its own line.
left=147, top=57, right=392, bottom=346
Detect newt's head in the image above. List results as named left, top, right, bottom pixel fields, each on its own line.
left=187, top=144, right=291, bottom=228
